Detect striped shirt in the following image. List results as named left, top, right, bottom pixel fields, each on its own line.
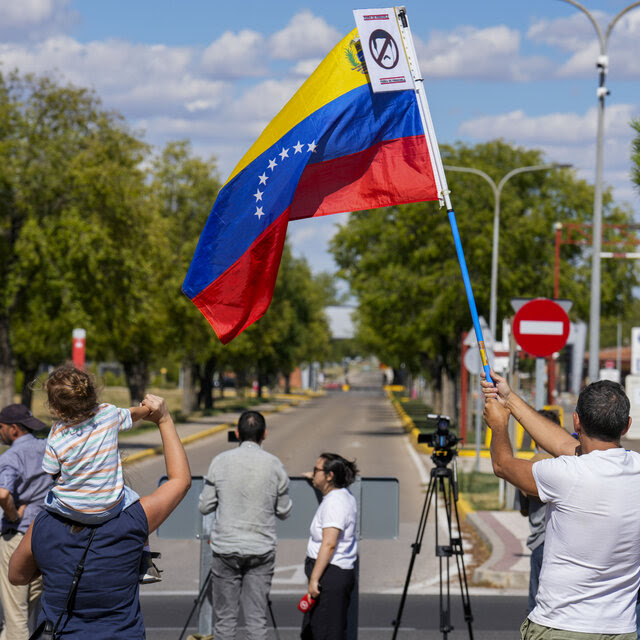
left=42, top=404, right=132, bottom=514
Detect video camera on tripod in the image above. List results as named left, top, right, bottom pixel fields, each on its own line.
left=417, top=414, right=460, bottom=467
left=393, top=413, right=473, bottom=639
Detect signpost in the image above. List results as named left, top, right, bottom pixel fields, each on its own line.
left=72, top=328, right=86, bottom=369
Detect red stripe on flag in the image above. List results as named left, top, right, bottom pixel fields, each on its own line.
left=192, top=210, right=290, bottom=344
left=289, top=135, right=437, bottom=220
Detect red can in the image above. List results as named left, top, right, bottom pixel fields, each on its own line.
left=297, top=593, right=316, bottom=613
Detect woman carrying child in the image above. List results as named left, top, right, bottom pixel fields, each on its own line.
left=8, top=371, right=191, bottom=638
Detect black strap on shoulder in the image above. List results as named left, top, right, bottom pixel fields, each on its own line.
left=51, top=526, right=97, bottom=636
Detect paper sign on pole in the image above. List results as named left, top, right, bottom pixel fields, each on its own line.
left=353, top=8, right=414, bottom=92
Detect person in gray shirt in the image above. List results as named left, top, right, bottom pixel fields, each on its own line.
left=515, top=409, right=560, bottom=613
left=199, top=410, right=292, bottom=640
left=0, top=404, right=52, bottom=640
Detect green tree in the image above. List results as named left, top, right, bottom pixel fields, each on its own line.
left=331, top=139, right=637, bottom=386
left=150, top=140, right=222, bottom=410
left=0, top=72, right=162, bottom=406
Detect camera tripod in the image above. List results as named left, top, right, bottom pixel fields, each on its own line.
left=391, top=450, right=474, bottom=639
left=178, top=568, right=281, bottom=640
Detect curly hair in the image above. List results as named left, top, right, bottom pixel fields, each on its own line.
left=44, top=365, right=99, bottom=425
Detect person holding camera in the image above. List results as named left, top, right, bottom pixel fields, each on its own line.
left=7, top=394, right=190, bottom=639
left=482, top=371, right=640, bottom=640
left=198, top=411, right=292, bottom=640
left=301, top=453, right=358, bottom=640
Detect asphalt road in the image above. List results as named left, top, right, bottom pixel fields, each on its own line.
left=0, top=372, right=529, bottom=638
left=123, top=370, right=525, bottom=637
left=129, top=370, right=460, bottom=597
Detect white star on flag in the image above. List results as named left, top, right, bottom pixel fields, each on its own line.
left=254, top=189, right=263, bottom=202
left=307, top=141, right=317, bottom=153
left=279, top=147, right=289, bottom=160
left=258, top=173, right=268, bottom=185
left=255, top=207, right=265, bottom=219
left=267, top=158, right=277, bottom=171
left=293, top=141, right=304, bottom=153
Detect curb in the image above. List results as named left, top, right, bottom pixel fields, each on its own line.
left=123, top=392, right=316, bottom=466
left=385, top=387, right=473, bottom=521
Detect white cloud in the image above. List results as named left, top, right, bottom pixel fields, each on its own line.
left=457, top=104, right=640, bottom=205
left=0, top=26, right=314, bottom=181
left=230, top=77, right=302, bottom=122
left=269, top=10, right=341, bottom=61
left=0, top=0, right=77, bottom=41
left=201, top=29, right=267, bottom=78
left=458, top=104, right=636, bottom=145
left=417, top=25, right=553, bottom=81
left=291, top=58, right=322, bottom=77
left=0, top=0, right=57, bottom=23
left=0, top=37, right=229, bottom=117
left=528, top=11, right=640, bottom=79
left=527, top=12, right=605, bottom=53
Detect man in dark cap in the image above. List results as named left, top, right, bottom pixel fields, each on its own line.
left=0, top=404, right=51, bottom=640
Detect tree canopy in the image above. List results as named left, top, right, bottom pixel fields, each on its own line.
left=0, top=71, right=333, bottom=407
left=0, top=72, right=161, bottom=404
left=330, top=139, right=637, bottom=382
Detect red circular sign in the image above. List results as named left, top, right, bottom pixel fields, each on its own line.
left=512, top=298, right=570, bottom=358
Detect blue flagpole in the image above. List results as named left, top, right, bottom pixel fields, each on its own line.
left=396, top=8, right=493, bottom=385
left=447, top=208, right=493, bottom=384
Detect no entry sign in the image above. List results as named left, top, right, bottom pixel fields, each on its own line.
left=513, top=298, right=570, bottom=358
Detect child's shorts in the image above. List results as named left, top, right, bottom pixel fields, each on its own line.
left=44, top=485, right=140, bottom=525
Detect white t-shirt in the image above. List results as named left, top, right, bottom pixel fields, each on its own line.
left=530, top=448, right=640, bottom=634
left=306, top=488, right=357, bottom=570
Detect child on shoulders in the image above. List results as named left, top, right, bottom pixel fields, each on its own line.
left=42, top=365, right=161, bottom=583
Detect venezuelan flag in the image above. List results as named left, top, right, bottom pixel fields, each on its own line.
left=183, top=28, right=439, bottom=344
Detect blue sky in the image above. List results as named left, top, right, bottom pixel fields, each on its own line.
left=1, top=0, right=639, bottom=274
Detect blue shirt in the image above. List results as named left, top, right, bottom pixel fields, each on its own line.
left=0, top=433, right=51, bottom=533
left=32, top=501, right=148, bottom=639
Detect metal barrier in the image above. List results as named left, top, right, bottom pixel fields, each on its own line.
left=157, top=475, right=399, bottom=638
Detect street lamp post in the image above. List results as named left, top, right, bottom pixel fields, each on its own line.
left=557, top=0, right=640, bottom=382
left=444, top=163, right=569, bottom=341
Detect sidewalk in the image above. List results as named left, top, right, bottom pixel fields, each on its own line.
left=455, top=455, right=531, bottom=590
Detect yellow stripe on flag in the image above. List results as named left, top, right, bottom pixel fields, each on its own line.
left=225, top=29, right=368, bottom=186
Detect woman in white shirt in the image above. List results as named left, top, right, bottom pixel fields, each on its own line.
left=302, top=452, right=358, bottom=640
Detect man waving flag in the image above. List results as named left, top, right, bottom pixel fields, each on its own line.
left=183, top=26, right=441, bottom=344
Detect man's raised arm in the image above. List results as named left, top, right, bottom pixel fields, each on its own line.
left=481, top=370, right=577, bottom=457
left=484, top=400, right=538, bottom=496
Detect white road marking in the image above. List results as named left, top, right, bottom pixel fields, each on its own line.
left=272, top=563, right=307, bottom=585
left=404, top=437, right=429, bottom=485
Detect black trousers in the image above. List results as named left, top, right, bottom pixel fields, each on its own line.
left=301, top=556, right=355, bottom=640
